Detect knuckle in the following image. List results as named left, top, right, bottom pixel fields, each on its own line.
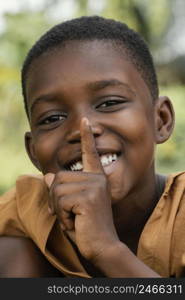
left=53, top=184, right=63, bottom=198
left=55, top=171, right=64, bottom=182
left=81, top=190, right=97, bottom=208
left=58, top=195, right=72, bottom=212
left=94, top=174, right=107, bottom=186
left=57, top=198, right=64, bottom=211
left=86, top=191, right=95, bottom=202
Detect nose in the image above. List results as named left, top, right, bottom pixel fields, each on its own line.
left=66, top=118, right=104, bottom=144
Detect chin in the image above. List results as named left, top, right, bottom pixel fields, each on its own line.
left=110, top=186, right=126, bottom=205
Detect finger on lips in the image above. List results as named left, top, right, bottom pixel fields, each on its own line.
left=80, top=117, right=104, bottom=173
left=44, top=117, right=104, bottom=225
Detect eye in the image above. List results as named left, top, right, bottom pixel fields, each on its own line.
left=98, top=100, right=120, bottom=107
left=38, top=114, right=67, bottom=126
left=96, top=98, right=127, bottom=112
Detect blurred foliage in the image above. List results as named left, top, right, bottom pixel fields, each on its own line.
left=102, top=0, right=172, bottom=47
left=0, top=0, right=185, bottom=194
left=0, top=11, right=51, bottom=67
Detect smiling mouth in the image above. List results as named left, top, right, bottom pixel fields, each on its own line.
left=66, top=152, right=120, bottom=171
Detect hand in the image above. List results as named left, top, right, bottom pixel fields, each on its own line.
left=44, top=118, right=119, bottom=263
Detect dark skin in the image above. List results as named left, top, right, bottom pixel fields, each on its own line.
left=0, top=237, right=62, bottom=277
left=0, top=40, right=174, bottom=277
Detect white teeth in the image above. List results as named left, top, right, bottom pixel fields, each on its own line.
left=69, top=153, right=118, bottom=171
left=101, top=156, right=108, bottom=165
left=70, top=161, right=83, bottom=171
left=100, top=153, right=118, bottom=166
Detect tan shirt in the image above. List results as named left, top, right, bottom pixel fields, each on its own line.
left=0, top=172, right=185, bottom=277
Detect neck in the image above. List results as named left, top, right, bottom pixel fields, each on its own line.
left=112, top=171, right=166, bottom=242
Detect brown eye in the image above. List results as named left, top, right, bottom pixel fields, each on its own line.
left=96, top=99, right=126, bottom=112
left=39, top=114, right=66, bottom=125
left=98, top=100, right=120, bottom=107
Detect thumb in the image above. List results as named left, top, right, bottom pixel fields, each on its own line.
left=44, top=173, right=55, bottom=188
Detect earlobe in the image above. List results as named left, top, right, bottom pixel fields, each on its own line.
left=24, top=132, right=41, bottom=171
left=154, top=96, right=175, bottom=144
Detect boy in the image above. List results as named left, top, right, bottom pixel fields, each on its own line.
left=0, top=16, right=184, bottom=278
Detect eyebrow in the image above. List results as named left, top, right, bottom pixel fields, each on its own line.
left=29, top=79, right=135, bottom=115
left=30, top=94, right=54, bottom=116
left=86, top=79, right=136, bottom=95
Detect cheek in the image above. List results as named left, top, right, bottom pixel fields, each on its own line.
left=108, top=112, right=156, bottom=201
left=118, top=107, right=155, bottom=148
left=33, top=133, right=58, bottom=173
left=124, top=113, right=156, bottom=171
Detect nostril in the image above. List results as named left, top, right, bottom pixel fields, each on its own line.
left=68, top=138, right=81, bottom=144
left=91, top=124, right=104, bottom=137
left=93, top=132, right=101, bottom=138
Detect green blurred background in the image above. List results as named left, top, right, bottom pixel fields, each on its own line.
left=0, top=0, right=185, bottom=195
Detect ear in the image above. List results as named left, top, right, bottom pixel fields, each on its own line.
left=154, top=96, right=175, bottom=144
left=25, top=132, right=41, bottom=171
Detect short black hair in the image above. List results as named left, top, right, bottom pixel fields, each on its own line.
left=21, top=15, right=159, bottom=116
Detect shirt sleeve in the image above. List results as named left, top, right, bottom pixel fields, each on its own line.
left=0, top=175, right=58, bottom=252
left=0, top=176, right=90, bottom=277
left=0, top=187, right=27, bottom=237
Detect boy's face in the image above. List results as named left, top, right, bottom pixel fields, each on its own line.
left=25, top=41, right=170, bottom=204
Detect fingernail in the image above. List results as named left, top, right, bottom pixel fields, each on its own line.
left=82, top=117, right=89, bottom=126
left=48, top=207, right=53, bottom=215
left=44, top=173, right=55, bottom=188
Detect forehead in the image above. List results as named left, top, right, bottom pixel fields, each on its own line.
left=26, top=40, right=152, bottom=108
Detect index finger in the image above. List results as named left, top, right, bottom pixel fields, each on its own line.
left=80, top=117, right=103, bottom=173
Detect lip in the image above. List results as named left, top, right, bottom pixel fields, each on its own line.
left=102, top=154, right=121, bottom=176
left=63, top=147, right=122, bottom=170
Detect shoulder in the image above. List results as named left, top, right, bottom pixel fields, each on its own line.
left=164, top=171, right=185, bottom=197
left=167, top=172, right=185, bottom=276
left=0, top=173, right=47, bottom=218
left=170, top=171, right=185, bottom=181
left=0, top=173, right=54, bottom=238
left=0, top=174, right=45, bottom=202
left=172, top=171, right=185, bottom=183
left=16, top=173, right=45, bottom=190
left=15, top=173, right=48, bottom=208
